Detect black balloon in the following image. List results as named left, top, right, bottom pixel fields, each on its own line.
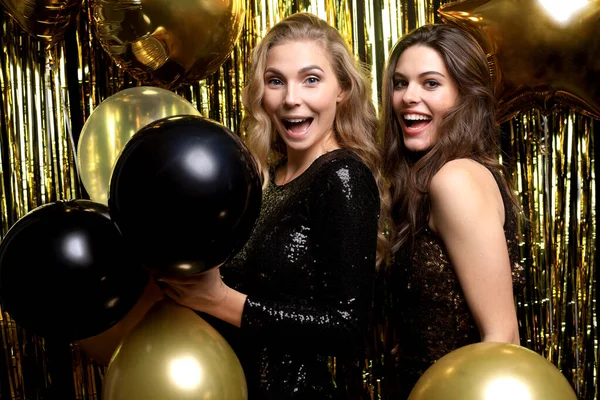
left=0, top=200, right=148, bottom=341
left=108, top=115, right=262, bottom=278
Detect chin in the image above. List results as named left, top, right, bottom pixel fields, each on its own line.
left=404, top=142, right=429, bottom=154
left=283, top=140, right=311, bottom=153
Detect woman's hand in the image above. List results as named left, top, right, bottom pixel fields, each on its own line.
left=157, top=267, right=228, bottom=313
left=157, top=267, right=248, bottom=327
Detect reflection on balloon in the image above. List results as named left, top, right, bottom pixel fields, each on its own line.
left=408, top=342, right=577, bottom=400
left=91, top=0, right=246, bottom=88
left=77, top=86, right=201, bottom=205
left=0, top=0, right=81, bottom=46
left=170, top=356, right=202, bottom=389
left=0, top=200, right=148, bottom=341
left=109, top=115, right=262, bottom=278
left=103, top=300, right=247, bottom=400
left=438, top=0, right=600, bottom=122
left=537, top=0, right=590, bottom=23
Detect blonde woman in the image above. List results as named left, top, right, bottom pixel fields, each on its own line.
left=160, top=12, right=389, bottom=399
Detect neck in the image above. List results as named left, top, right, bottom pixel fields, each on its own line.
left=280, top=135, right=340, bottom=185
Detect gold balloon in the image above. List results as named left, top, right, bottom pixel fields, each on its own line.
left=77, top=86, right=201, bottom=205
left=439, top=0, right=600, bottom=123
left=103, top=300, right=247, bottom=400
left=90, top=0, right=245, bottom=89
left=0, top=0, right=81, bottom=46
left=408, top=342, right=577, bottom=400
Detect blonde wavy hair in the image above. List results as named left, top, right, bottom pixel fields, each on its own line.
left=241, top=12, right=390, bottom=266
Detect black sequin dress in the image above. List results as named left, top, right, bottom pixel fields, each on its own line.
left=387, top=169, right=525, bottom=399
left=207, top=149, right=380, bottom=399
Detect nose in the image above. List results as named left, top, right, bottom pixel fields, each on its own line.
left=283, top=84, right=301, bottom=107
left=402, top=83, right=420, bottom=105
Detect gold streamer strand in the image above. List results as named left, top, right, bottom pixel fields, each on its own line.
left=71, top=342, right=102, bottom=400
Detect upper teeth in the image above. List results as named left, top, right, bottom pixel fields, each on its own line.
left=286, top=119, right=306, bottom=123
left=404, top=114, right=431, bottom=121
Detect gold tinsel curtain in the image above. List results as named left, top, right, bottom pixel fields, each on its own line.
left=0, top=0, right=596, bottom=399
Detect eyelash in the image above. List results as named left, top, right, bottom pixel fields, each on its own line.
left=393, top=80, right=440, bottom=89
left=266, top=76, right=320, bottom=86
left=267, top=78, right=283, bottom=86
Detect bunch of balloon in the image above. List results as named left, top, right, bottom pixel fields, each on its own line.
left=0, top=200, right=149, bottom=341
left=90, top=0, right=246, bottom=89
left=408, top=342, right=578, bottom=400
left=97, top=114, right=262, bottom=399
left=77, top=86, right=202, bottom=205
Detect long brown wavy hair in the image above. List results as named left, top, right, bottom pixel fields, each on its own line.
left=381, top=24, right=521, bottom=255
left=242, top=12, right=390, bottom=266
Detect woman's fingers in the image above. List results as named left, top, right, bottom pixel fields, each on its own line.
left=155, top=266, right=222, bottom=285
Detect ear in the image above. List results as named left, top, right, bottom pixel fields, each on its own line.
left=336, top=88, right=347, bottom=103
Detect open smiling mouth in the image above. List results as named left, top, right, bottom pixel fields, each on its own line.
left=283, top=118, right=313, bottom=134
left=403, top=114, right=432, bottom=130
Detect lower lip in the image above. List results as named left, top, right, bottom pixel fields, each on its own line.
left=284, top=121, right=312, bottom=139
left=401, top=119, right=431, bottom=136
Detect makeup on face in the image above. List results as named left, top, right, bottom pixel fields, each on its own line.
left=392, top=45, right=459, bottom=153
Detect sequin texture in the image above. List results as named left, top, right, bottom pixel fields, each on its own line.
left=387, top=170, right=525, bottom=398
left=208, top=149, right=380, bottom=399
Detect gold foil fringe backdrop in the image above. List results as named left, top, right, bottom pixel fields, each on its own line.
left=508, top=111, right=596, bottom=399
left=0, top=0, right=597, bottom=398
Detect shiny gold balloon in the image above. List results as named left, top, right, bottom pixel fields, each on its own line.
left=439, top=0, right=600, bottom=123
left=408, top=342, right=577, bottom=400
left=77, top=86, right=201, bottom=205
left=90, top=0, right=245, bottom=89
left=0, top=0, right=81, bottom=46
left=103, top=300, right=247, bottom=400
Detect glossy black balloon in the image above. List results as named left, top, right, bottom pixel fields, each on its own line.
left=108, top=115, right=262, bottom=278
left=0, top=200, right=148, bottom=341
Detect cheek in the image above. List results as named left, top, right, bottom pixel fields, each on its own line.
left=262, top=91, right=280, bottom=116
left=311, top=98, right=338, bottom=122
left=436, top=90, right=458, bottom=112
left=391, top=92, right=402, bottom=115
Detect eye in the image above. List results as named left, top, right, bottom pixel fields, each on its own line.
left=305, top=76, right=320, bottom=85
left=424, top=80, right=440, bottom=89
left=266, top=77, right=284, bottom=86
left=394, top=80, right=407, bottom=89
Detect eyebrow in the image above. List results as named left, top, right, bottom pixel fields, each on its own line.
left=394, top=71, right=447, bottom=79
left=265, top=65, right=325, bottom=75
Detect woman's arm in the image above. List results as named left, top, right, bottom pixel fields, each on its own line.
left=162, top=158, right=380, bottom=350
left=239, top=159, right=380, bottom=348
left=428, top=159, right=520, bottom=344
